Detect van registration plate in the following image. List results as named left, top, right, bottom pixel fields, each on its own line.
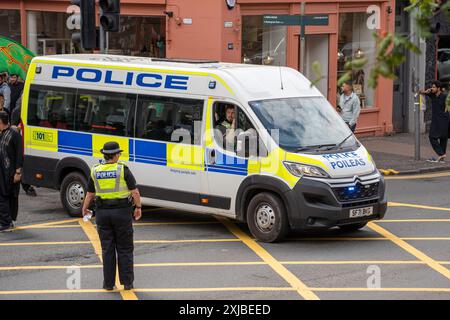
left=349, top=206, right=374, bottom=218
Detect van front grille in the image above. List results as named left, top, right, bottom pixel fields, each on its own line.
left=333, top=182, right=379, bottom=202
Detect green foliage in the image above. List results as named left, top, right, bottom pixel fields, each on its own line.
left=446, top=94, right=450, bottom=113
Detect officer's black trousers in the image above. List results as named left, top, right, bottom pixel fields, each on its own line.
left=0, top=194, right=18, bottom=227
left=96, top=206, right=134, bottom=288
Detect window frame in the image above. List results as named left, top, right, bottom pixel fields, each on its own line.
left=74, top=88, right=137, bottom=138
left=27, top=84, right=78, bottom=130
left=211, top=101, right=261, bottom=158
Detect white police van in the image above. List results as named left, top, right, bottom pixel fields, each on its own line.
left=22, top=54, right=386, bottom=242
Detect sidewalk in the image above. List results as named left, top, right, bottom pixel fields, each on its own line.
left=359, top=133, right=450, bottom=175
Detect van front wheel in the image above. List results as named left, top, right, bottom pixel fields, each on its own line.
left=60, top=172, right=87, bottom=217
left=246, top=192, right=290, bottom=243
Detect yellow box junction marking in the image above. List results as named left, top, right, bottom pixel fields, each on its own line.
left=2, top=286, right=450, bottom=296
left=388, top=202, right=450, bottom=212
left=78, top=219, right=138, bottom=300
left=218, top=217, right=319, bottom=300
left=2, top=260, right=450, bottom=272
left=11, top=218, right=80, bottom=231
left=367, top=222, right=450, bottom=281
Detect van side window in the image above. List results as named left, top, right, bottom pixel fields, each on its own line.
left=74, top=89, right=136, bottom=137
left=27, top=85, right=76, bottom=130
left=136, top=95, right=203, bottom=145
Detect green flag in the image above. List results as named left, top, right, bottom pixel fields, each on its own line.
left=0, top=36, right=35, bottom=80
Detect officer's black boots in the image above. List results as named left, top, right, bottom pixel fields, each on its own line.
left=103, top=283, right=115, bottom=291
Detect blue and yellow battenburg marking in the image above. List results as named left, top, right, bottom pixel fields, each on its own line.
left=205, top=148, right=248, bottom=176
left=27, top=128, right=257, bottom=176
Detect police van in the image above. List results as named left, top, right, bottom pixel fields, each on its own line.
left=21, top=54, right=387, bottom=242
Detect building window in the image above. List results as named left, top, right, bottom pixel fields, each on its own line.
left=338, top=12, right=376, bottom=108
left=242, top=16, right=287, bottom=66
left=0, top=10, right=21, bottom=43
left=108, top=16, right=166, bottom=58
left=437, top=35, right=450, bottom=84
left=27, top=11, right=72, bottom=55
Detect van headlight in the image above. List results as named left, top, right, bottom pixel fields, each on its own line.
left=283, top=161, right=329, bottom=178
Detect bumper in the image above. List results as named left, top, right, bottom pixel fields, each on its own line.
left=283, top=174, right=387, bottom=230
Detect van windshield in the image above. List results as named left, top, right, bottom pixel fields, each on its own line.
left=249, top=97, right=356, bottom=152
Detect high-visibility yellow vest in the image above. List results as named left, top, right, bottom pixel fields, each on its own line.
left=221, top=120, right=232, bottom=129
left=91, top=162, right=131, bottom=200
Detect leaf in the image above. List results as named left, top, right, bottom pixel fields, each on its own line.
left=312, top=61, right=322, bottom=78
left=337, top=72, right=352, bottom=88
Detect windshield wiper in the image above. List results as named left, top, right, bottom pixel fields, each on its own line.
left=296, top=144, right=336, bottom=152
left=326, top=133, right=354, bottom=151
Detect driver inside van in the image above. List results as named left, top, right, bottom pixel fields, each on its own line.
left=215, top=105, right=237, bottom=148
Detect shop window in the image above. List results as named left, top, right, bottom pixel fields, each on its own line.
left=242, top=16, right=287, bottom=66
left=108, top=16, right=166, bottom=58
left=27, top=12, right=72, bottom=55
left=338, top=13, right=376, bottom=108
left=437, top=35, right=450, bottom=85
left=0, top=10, right=21, bottom=43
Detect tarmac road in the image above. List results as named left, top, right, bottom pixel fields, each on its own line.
left=1, top=171, right=450, bottom=300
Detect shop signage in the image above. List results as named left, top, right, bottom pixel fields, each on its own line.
left=263, top=14, right=329, bottom=26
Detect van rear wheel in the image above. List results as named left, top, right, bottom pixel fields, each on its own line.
left=60, top=172, right=87, bottom=217
left=246, top=192, right=290, bottom=243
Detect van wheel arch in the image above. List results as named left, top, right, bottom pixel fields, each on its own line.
left=236, top=176, right=293, bottom=224
left=55, top=157, right=91, bottom=189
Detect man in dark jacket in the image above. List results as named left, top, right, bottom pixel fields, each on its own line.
left=0, top=111, right=23, bottom=231
left=8, top=74, right=24, bottom=117
left=420, top=80, right=449, bottom=162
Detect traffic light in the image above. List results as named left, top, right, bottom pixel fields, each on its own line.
left=71, top=0, right=96, bottom=50
left=99, top=0, right=120, bottom=32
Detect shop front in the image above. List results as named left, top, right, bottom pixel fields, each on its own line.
left=238, top=0, right=395, bottom=136
left=0, top=0, right=167, bottom=57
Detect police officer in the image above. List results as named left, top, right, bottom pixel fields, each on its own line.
left=82, top=141, right=142, bottom=291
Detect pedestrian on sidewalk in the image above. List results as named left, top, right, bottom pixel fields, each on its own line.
left=337, top=81, right=361, bottom=133
left=420, top=80, right=449, bottom=162
left=8, top=74, right=23, bottom=121
left=0, top=111, right=23, bottom=232
left=0, top=73, right=10, bottom=113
